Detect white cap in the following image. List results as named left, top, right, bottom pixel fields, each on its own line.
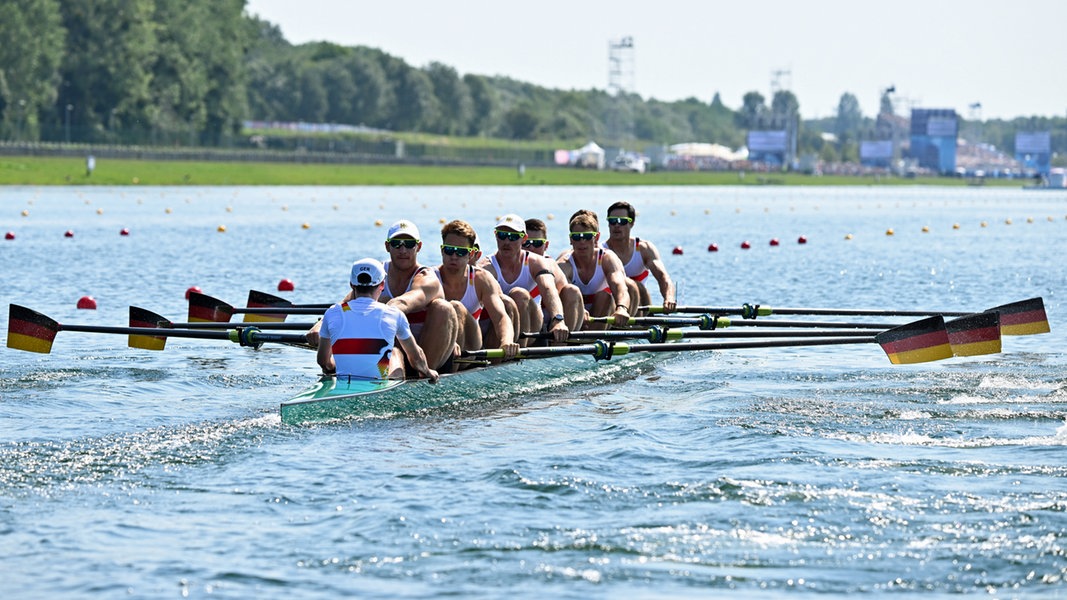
left=350, top=258, right=386, bottom=286
left=386, top=219, right=420, bottom=240
left=495, top=214, right=525, bottom=233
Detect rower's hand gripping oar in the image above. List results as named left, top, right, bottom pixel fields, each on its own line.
left=7, top=304, right=310, bottom=353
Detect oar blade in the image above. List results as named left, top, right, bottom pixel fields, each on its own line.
left=946, top=311, right=1001, bottom=356
left=990, top=297, right=1050, bottom=336
left=874, top=316, right=953, bottom=364
left=128, top=306, right=169, bottom=351
left=244, top=290, right=291, bottom=323
left=7, top=304, right=58, bottom=353
left=188, top=292, right=234, bottom=323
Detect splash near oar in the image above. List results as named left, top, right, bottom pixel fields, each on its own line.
left=874, top=316, right=953, bottom=364
left=7, top=304, right=59, bottom=353
left=991, top=297, right=1050, bottom=336
left=945, top=312, right=1002, bottom=357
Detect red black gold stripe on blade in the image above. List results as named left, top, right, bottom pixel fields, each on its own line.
left=243, top=290, right=291, bottom=323
left=128, top=306, right=169, bottom=350
left=990, top=297, right=1050, bottom=336
left=188, top=292, right=234, bottom=323
left=7, top=304, right=59, bottom=353
left=874, top=316, right=953, bottom=364
left=946, top=311, right=1001, bottom=357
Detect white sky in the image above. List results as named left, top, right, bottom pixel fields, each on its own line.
left=244, top=0, right=1066, bottom=121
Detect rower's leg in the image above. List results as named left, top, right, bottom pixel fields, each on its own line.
left=559, top=283, right=586, bottom=331
left=418, top=298, right=459, bottom=370
left=451, top=300, right=481, bottom=358
left=584, top=290, right=616, bottom=331
left=508, top=288, right=538, bottom=346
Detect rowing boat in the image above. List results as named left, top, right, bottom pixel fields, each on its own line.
left=280, top=353, right=658, bottom=425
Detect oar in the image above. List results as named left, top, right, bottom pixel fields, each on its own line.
left=587, top=315, right=901, bottom=330
left=523, top=328, right=876, bottom=343
left=129, top=306, right=315, bottom=350
left=188, top=291, right=328, bottom=323
left=470, top=316, right=961, bottom=365
left=579, top=313, right=1001, bottom=357
left=641, top=297, right=1049, bottom=336
left=7, top=304, right=309, bottom=354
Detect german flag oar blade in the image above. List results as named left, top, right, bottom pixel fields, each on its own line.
left=874, top=316, right=953, bottom=364
left=946, top=311, right=1001, bottom=357
left=188, top=292, right=234, bottom=323
left=128, top=306, right=169, bottom=351
left=991, top=297, right=1050, bottom=336
left=7, top=304, right=59, bottom=353
left=243, top=290, right=291, bottom=323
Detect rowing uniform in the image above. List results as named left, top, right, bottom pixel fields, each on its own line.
left=320, top=297, right=411, bottom=379
left=566, top=249, right=612, bottom=309
left=378, top=261, right=429, bottom=336
left=433, top=265, right=492, bottom=335
left=603, top=238, right=649, bottom=282
left=490, top=251, right=541, bottom=305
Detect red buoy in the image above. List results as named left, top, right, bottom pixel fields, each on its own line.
left=277, top=278, right=295, bottom=292
left=707, top=243, right=719, bottom=252
left=671, top=246, right=684, bottom=255
left=740, top=241, right=751, bottom=249
left=64, top=230, right=74, bottom=238
left=185, top=286, right=202, bottom=300
left=76, top=296, right=98, bottom=310
left=797, top=235, right=808, bottom=244
left=769, top=238, right=780, bottom=246
left=120, top=228, right=130, bottom=236
left=4, top=231, right=14, bottom=240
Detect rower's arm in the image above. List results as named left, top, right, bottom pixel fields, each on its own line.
left=316, top=335, right=335, bottom=374
left=641, top=241, right=676, bottom=310
left=475, top=272, right=515, bottom=347
left=602, top=252, right=632, bottom=321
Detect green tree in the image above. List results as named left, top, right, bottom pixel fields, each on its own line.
left=834, top=92, right=863, bottom=143
left=425, top=62, right=472, bottom=135
left=503, top=104, right=539, bottom=140
left=463, top=74, right=497, bottom=136
left=0, top=0, right=65, bottom=140
left=738, top=91, right=766, bottom=129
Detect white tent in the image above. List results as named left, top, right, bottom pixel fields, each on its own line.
left=575, top=141, right=606, bottom=170
left=669, top=142, right=745, bottom=161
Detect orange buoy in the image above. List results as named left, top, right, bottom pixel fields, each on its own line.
left=671, top=246, right=684, bottom=255
left=769, top=238, right=780, bottom=247
left=4, top=231, right=14, bottom=240
left=277, top=278, right=295, bottom=292
left=120, top=228, right=130, bottom=236
left=740, top=241, right=751, bottom=249
left=707, top=243, right=719, bottom=252
left=64, top=230, right=74, bottom=238
left=76, top=296, right=97, bottom=310
left=797, top=235, right=808, bottom=244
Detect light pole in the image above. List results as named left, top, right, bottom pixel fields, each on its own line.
left=65, top=104, right=73, bottom=143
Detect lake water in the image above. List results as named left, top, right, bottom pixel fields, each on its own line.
left=1, top=184, right=1065, bottom=598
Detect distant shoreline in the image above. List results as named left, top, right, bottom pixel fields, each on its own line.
left=0, top=155, right=1023, bottom=187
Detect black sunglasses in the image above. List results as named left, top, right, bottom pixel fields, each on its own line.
left=522, top=238, right=546, bottom=248
left=606, top=216, right=633, bottom=226
left=387, top=238, right=419, bottom=249
left=440, top=244, right=472, bottom=257
left=569, top=231, right=597, bottom=241
left=495, top=229, right=524, bottom=242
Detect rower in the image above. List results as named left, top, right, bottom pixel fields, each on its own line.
left=434, top=219, right=520, bottom=363
left=306, top=219, right=458, bottom=373
left=557, top=210, right=633, bottom=330
left=483, top=214, right=570, bottom=345
left=523, top=217, right=584, bottom=331
left=316, top=258, right=439, bottom=383
left=602, top=201, right=676, bottom=314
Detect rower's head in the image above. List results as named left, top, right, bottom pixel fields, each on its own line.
left=523, top=217, right=549, bottom=256
left=568, top=212, right=600, bottom=250
left=440, top=220, right=477, bottom=269
left=385, top=220, right=422, bottom=260
left=493, top=213, right=527, bottom=253
left=350, top=257, right=386, bottom=298
left=606, top=201, right=636, bottom=239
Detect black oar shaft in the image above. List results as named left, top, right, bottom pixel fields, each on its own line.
left=60, top=324, right=307, bottom=344
left=658, top=306, right=970, bottom=317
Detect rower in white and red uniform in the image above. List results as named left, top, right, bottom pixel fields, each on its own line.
left=601, top=201, right=676, bottom=314
left=557, top=210, right=633, bottom=331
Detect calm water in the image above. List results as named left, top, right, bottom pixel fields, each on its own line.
left=1, top=185, right=1065, bottom=598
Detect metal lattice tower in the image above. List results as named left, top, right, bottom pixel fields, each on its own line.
left=608, top=37, right=635, bottom=95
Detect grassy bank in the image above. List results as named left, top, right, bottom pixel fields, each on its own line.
left=0, top=155, right=1020, bottom=187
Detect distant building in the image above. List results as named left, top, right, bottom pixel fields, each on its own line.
left=1015, top=131, right=1052, bottom=176
left=909, top=109, right=958, bottom=174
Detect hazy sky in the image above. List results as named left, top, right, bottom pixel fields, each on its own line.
left=245, top=0, right=1066, bottom=121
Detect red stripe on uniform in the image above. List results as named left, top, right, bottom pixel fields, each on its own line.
left=332, top=338, right=389, bottom=355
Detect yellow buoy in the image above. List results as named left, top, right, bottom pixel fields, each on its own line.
left=980, top=221, right=988, bottom=227
left=302, top=223, right=311, bottom=230
left=165, top=208, right=172, bottom=214
left=374, top=219, right=383, bottom=227
left=952, top=223, right=960, bottom=230
left=96, top=208, right=103, bottom=215
left=844, top=233, right=853, bottom=240
left=885, top=228, right=894, bottom=236
left=1027, top=217, right=1034, bottom=223
left=921, top=226, right=930, bottom=233
left=217, top=225, right=227, bottom=232
left=1005, top=218, right=1012, bottom=225
left=21, top=210, right=29, bottom=217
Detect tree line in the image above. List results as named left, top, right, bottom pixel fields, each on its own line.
left=1, top=0, right=1063, bottom=163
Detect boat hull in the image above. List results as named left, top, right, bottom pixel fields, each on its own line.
left=280, top=354, right=656, bottom=424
